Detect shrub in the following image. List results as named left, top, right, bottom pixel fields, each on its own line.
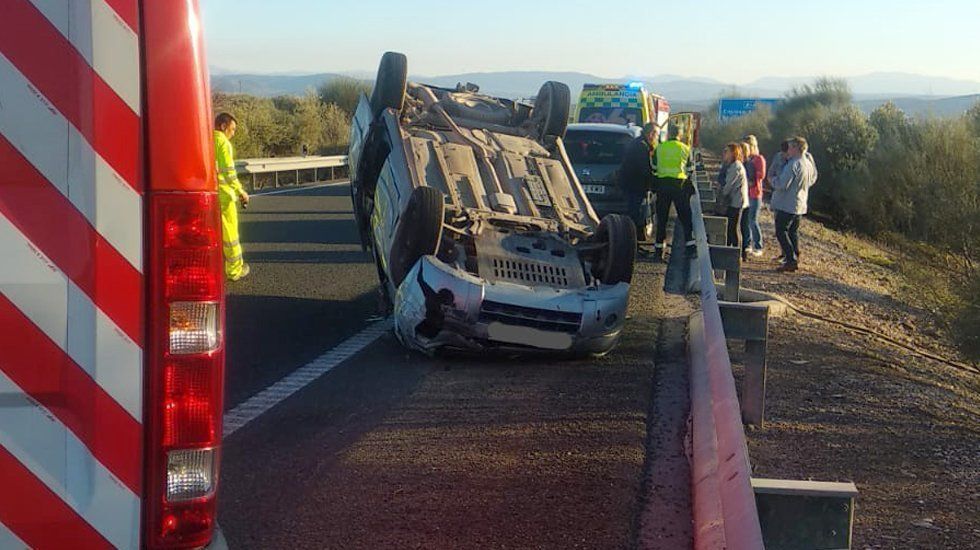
left=318, top=77, right=372, bottom=116
left=699, top=103, right=773, bottom=153
left=212, top=90, right=352, bottom=157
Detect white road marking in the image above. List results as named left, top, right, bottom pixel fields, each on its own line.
left=250, top=180, right=349, bottom=197
left=223, top=319, right=391, bottom=436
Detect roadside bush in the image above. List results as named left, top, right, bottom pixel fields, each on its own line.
left=967, top=100, right=980, bottom=136
left=699, top=79, right=980, bottom=360
left=800, top=105, right=878, bottom=218
left=212, top=90, right=351, bottom=157
left=955, top=276, right=980, bottom=359
left=211, top=93, right=287, bottom=158
left=318, top=77, right=372, bottom=116
left=698, top=103, right=772, bottom=153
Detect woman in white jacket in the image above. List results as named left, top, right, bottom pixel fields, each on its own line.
left=721, top=142, right=749, bottom=255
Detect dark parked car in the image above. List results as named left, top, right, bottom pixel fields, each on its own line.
left=564, top=123, right=654, bottom=242
left=347, top=53, right=637, bottom=355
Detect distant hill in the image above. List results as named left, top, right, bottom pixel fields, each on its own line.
left=209, top=68, right=980, bottom=116
left=855, top=94, right=980, bottom=117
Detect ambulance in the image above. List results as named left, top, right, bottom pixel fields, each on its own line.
left=575, top=82, right=671, bottom=139
left=1, top=1, right=227, bottom=548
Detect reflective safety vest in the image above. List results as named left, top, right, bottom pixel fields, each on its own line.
left=214, top=130, right=245, bottom=201
left=655, top=139, right=691, bottom=180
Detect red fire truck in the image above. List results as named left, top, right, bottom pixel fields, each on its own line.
left=0, top=1, right=227, bottom=548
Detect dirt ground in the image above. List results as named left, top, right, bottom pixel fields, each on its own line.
left=732, top=208, right=980, bottom=548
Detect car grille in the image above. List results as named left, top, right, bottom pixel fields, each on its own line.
left=489, top=257, right=571, bottom=287
left=479, top=300, right=582, bottom=334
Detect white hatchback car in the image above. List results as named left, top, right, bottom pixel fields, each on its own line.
left=348, top=52, right=637, bottom=355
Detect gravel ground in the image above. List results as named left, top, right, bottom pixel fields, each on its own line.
left=733, top=209, right=980, bottom=549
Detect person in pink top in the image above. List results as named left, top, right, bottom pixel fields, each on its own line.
left=741, top=135, right=767, bottom=257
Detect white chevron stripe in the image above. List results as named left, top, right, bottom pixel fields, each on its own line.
left=0, top=371, right=140, bottom=550
left=27, top=0, right=141, bottom=113
left=0, top=521, right=28, bottom=550
left=0, top=213, right=143, bottom=421
left=0, top=52, right=143, bottom=272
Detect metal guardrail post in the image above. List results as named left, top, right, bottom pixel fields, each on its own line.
left=719, top=302, right=770, bottom=426
left=688, top=178, right=765, bottom=550
left=708, top=245, right=741, bottom=302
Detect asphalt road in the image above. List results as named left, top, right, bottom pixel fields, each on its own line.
left=217, top=183, right=692, bottom=549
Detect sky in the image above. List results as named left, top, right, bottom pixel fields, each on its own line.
left=201, top=0, right=980, bottom=84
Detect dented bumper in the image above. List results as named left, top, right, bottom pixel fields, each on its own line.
left=393, top=256, right=629, bottom=355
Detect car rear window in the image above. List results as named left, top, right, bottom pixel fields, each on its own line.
left=564, top=131, right=633, bottom=165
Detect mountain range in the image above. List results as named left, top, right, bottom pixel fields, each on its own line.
left=210, top=70, right=980, bottom=116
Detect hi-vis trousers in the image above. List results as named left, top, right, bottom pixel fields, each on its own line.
left=219, top=188, right=245, bottom=279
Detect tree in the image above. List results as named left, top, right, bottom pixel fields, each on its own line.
left=767, top=77, right=852, bottom=152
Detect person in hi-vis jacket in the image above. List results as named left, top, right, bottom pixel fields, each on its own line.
left=214, top=112, right=251, bottom=281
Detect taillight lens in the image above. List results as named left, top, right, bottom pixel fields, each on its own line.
left=146, top=193, right=225, bottom=549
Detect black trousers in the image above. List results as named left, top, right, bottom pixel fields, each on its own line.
left=774, top=210, right=802, bottom=264
left=654, top=179, right=694, bottom=246
left=726, top=206, right=744, bottom=249
left=625, top=188, right=647, bottom=235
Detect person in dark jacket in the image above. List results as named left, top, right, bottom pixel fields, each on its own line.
left=619, top=123, right=658, bottom=243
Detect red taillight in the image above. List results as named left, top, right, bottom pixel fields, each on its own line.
left=145, top=193, right=225, bottom=549
left=142, top=1, right=223, bottom=547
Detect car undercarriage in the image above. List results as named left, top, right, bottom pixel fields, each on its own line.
left=348, top=52, right=637, bottom=355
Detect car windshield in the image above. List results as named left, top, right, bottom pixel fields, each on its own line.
left=564, top=131, right=633, bottom=165
left=577, top=107, right=643, bottom=125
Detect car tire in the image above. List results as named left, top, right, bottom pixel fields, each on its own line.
left=370, top=51, right=408, bottom=118
left=389, top=186, right=445, bottom=287
left=592, top=214, right=637, bottom=284
left=532, top=81, right=571, bottom=139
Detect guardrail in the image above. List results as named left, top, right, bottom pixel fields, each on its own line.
left=687, top=170, right=765, bottom=550
left=236, top=155, right=349, bottom=191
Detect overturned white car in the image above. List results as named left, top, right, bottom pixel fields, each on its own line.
left=348, top=52, right=637, bottom=355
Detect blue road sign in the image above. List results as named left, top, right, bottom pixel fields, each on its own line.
left=719, top=98, right=780, bottom=120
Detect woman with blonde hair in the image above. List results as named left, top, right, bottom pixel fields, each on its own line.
left=721, top=142, right=748, bottom=253
left=741, top=135, right=767, bottom=257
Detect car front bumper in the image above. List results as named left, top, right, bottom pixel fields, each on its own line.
left=393, top=256, right=629, bottom=355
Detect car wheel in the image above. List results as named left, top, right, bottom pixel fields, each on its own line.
left=531, top=81, right=571, bottom=139
left=592, top=214, right=637, bottom=284
left=389, top=186, right=445, bottom=287
left=370, top=51, right=408, bottom=118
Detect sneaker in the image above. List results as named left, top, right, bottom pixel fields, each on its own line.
left=775, top=263, right=798, bottom=273
left=228, top=263, right=251, bottom=282
left=750, top=249, right=764, bottom=257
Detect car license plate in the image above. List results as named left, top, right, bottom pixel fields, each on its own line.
left=487, top=322, right=573, bottom=350
left=583, top=185, right=605, bottom=194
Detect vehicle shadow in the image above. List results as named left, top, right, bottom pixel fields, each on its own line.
left=244, top=249, right=370, bottom=265
left=223, top=292, right=379, bottom=409
left=239, top=218, right=362, bottom=245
